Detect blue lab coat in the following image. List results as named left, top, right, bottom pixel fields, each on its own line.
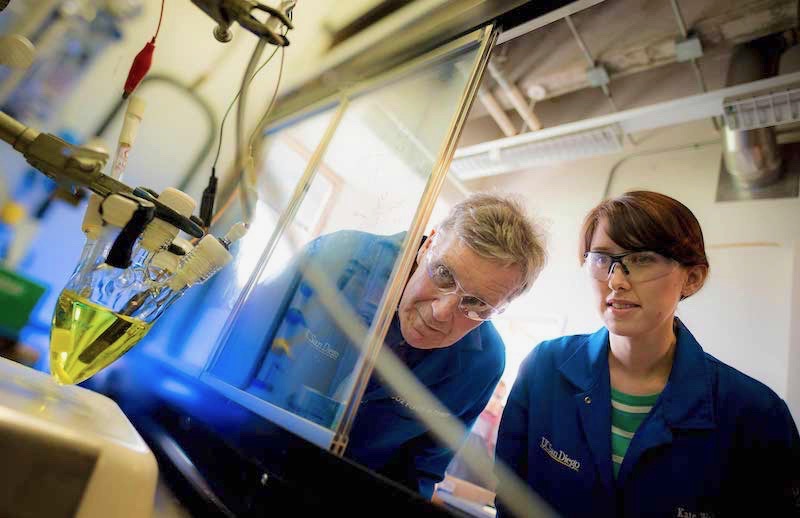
left=347, top=308, right=505, bottom=499
left=496, top=319, right=800, bottom=517
left=215, top=230, right=505, bottom=498
left=323, top=231, right=506, bottom=499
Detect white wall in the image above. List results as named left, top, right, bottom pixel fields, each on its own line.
left=44, top=0, right=462, bottom=231
left=49, top=0, right=363, bottom=198
left=471, top=120, right=800, bottom=423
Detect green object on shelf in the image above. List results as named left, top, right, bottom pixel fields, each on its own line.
left=0, top=266, right=46, bottom=339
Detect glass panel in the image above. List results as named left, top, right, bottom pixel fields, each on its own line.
left=137, top=108, right=337, bottom=373
left=204, top=32, right=488, bottom=443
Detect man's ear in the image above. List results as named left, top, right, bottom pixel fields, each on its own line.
left=681, top=265, right=708, bottom=299
left=416, top=229, right=436, bottom=264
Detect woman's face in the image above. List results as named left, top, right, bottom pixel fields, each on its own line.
left=587, top=218, right=705, bottom=339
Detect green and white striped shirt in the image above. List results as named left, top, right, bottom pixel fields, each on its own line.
left=610, top=387, right=660, bottom=478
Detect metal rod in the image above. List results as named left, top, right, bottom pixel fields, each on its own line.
left=690, top=59, right=708, bottom=93
left=669, top=0, right=689, bottom=38
left=230, top=28, right=491, bottom=206
left=519, top=96, right=537, bottom=133
left=565, top=14, right=595, bottom=67
left=671, top=0, right=710, bottom=129
left=0, top=111, right=38, bottom=150
left=487, top=61, right=542, bottom=131
left=0, top=111, right=28, bottom=146
left=478, top=86, right=518, bottom=136
left=565, top=14, right=619, bottom=112
left=605, top=89, right=618, bottom=110
left=236, top=38, right=268, bottom=225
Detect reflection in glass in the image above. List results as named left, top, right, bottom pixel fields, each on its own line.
left=205, top=37, right=486, bottom=440
left=137, top=110, right=336, bottom=372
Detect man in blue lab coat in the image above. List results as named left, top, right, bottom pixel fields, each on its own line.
left=230, top=193, right=546, bottom=499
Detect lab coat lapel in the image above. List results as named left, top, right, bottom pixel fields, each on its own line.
left=559, top=328, right=614, bottom=491
left=617, top=319, right=715, bottom=484
left=360, top=325, right=475, bottom=404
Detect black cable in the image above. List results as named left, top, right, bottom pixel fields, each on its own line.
left=209, top=44, right=281, bottom=174
left=199, top=173, right=217, bottom=228
left=200, top=29, right=286, bottom=228
left=105, top=197, right=156, bottom=268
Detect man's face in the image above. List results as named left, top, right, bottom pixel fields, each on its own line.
left=398, top=232, right=522, bottom=349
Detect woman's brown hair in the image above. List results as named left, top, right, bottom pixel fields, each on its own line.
left=579, top=191, right=709, bottom=270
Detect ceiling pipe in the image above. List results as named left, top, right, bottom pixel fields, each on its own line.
left=487, top=60, right=542, bottom=131
left=477, top=86, right=518, bottom=137
left=564, top=14, right=618, bottom=112
left=722, top=44, right=782, bottom=189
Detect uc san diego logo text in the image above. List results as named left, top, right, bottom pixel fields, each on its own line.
left=540, top=436, right=581, bottom=472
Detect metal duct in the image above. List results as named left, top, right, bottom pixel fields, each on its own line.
left=722, top=45, right=782, bottom=189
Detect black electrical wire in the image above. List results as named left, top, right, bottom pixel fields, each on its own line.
left=209, top=43, right=282, bottom=174
left=201, top=29, right=287, bottom=228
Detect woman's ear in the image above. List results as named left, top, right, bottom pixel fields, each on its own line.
left=681, top=265, right=708, bottom=299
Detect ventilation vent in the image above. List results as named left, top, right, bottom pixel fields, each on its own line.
left=723, top=86, right=800, bottom=131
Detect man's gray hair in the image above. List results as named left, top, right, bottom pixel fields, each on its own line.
left=437, top=192, right=547, bottom=298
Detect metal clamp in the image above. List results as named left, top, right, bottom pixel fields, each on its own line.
left=190, top=0, right=294, bottom=44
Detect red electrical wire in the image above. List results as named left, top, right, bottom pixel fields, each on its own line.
left=154, top=0, right=165, bottom=40
left=122, top=0, right=165, bottom=99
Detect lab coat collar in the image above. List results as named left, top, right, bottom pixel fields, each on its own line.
left=558, top=326, right=610, bottom=392
left=659, top=318, right=716, bottom=430
left=361, top=321, right=484, bottom=402
left=459, top=324, right=484, bottom=352
left=558, top=319, right=715, bottom=430
left=557, top=318, right=715, bottom=490
left=615, top=320, right=716, bottom=485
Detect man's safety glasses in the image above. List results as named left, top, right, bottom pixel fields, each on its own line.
left=583, top=250, right=679, bottom=283
left=425, top=242, right=507, bottom=321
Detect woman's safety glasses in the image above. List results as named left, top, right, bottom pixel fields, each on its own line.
left=584, top=250, right=679, bottom=283
left=424, top=239, right=507, bottom=321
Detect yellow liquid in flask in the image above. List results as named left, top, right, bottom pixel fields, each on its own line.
left=50, top=290, right=152, bottom=384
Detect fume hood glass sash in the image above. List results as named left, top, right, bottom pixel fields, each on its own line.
left=202, top=25, right=498, bottom=451
left=331, top=24, right=499, bottom=455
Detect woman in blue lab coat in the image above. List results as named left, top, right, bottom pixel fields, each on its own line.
left=495, top=191, right=800, bottom=517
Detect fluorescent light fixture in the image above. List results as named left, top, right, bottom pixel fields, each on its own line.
left=451, top=124, right=623, bottom=180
